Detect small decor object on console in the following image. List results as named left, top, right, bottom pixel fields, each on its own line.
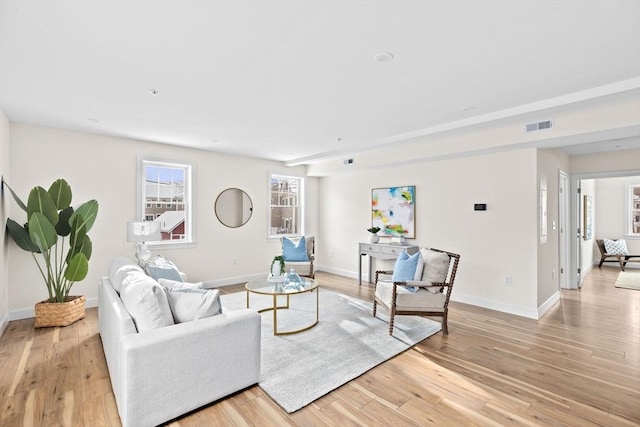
left=367, top=226, right=381, bottom=243
left=283, top=268, right=304, bottom=291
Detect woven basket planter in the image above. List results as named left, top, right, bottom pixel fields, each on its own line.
left=34, top=295, right=86, bottom=328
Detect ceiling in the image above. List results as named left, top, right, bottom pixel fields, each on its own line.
left=1, top=1, right=639, bottom=165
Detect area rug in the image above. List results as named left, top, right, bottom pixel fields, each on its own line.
left=220, top=289, right=441, bottom=413
left=615, top=270, right=640, bottom=290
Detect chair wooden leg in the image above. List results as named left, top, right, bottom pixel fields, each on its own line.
left=388, top=308, right=395, bottom=335
left=598, top=257, right=605, bottom=268
left=442, top=310, right=448, bottom=335
left=617, top=256, right=625, bottom=271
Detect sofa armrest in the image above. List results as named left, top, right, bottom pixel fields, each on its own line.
left=117, top=309, right=261, bottom=427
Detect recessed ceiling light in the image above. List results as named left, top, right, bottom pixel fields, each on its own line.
left=461, top=106, right=476, bottom=112
left=373, top=52, right=394, bottom=63
left=150, top=89, right=160, bottom=96
left=87, top=118, right=100, bottom=123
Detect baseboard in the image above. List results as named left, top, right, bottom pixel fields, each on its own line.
left=314, top=265, right=359, bottom=281
left=0, top=311, right=9, bottom=338
left=538, top=291, right=560, bottom=319
left=9, top=296, right=98, bottom=321
left=451, top=293, right=539, bottom=320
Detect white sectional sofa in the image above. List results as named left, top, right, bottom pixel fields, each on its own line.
left=99, top=258, right=261, bottom=427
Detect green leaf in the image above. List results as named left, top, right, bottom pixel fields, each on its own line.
left=56, top=207, right=74, bottom=236
left=67, top=234, right=92, bottom=262
left=27, top=187, right=58, bottom=225
left=28, top=212, right=57, bottom=253
left=69, top=215, right=87, bottom=251
left=70, top=200, right=98, bottom=232
left=2, top=179, right=28, bottom=212
left=64, top=253, right=89, bottom=282
left=48, top=179, right=72, bottom=210
left=6, top=219, right=40, bottom=252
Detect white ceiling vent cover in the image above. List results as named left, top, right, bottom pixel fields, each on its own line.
left=524, top=120, right=553, bottom=133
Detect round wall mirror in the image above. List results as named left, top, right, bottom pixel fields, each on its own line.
left=215, top=188, right=253, bottom=228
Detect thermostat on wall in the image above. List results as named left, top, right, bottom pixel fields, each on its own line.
left=474, top=203, right=487, bottom=211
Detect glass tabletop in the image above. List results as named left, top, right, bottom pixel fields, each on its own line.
left=245, top=276, right=318, bottom=295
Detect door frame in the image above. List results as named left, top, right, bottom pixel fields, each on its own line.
left=569, top=169, right=639, bottom=289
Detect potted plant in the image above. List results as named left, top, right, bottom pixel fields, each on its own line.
left=367, top=226, right=381, bottom=243
left=3, top=178, right=99, bottom=327
left=270, top=255, right=285, bottom=276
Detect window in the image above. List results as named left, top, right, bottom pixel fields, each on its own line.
left=138, top=159, right=193, bottom=245
left=269, top=174, right=304, bottom=238
left=628, top=184, right=640, bottom=236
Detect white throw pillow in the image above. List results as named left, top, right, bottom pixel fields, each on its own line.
left=163, top=288, right=222, bottom=323
left=108, top=257, right=143, bottom=293
left=420, top=248, right=451, bottom=294
left=158, top=278, right=204, bottom=290
left=120, top=271, right=174, bottom=332
left=113, top=264, right=145, bottom=294
left=604, top=239, right=628, bottom=255
left=414, top=252, right=424, bottom=281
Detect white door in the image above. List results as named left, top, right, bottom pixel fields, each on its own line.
left=559, top=171, right=570, bottom=289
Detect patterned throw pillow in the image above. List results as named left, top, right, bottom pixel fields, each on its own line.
left=392, top=251, right=421, bottom=282
left=604, top=239, right=628, bottom=255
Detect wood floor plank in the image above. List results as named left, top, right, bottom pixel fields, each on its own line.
left=1, top=267, right=638, bottom=426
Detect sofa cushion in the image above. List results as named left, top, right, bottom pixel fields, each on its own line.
left=282, top=236, right=309, bottom=261
left=158, top=278, right=204, bottom=290
left=120, top=271, right=174, bottom=332
left=143, top=255, right=184, bottom=282
left=109, top=257, right=144, bottom=293
left=604, top=239, right=628, bottom=255
left=420, top=249, right=451, bottom=294
left=164, top=288, right=222, bottom=323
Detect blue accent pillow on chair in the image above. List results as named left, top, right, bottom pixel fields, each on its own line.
left=392, top=251, right=421, bottom=282
left=282, top=236, right=310, bottom=261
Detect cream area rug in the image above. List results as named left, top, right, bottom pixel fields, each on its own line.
left=615, top=270, right=640, bottom=290
left=220, top=288, right=441, bottom=413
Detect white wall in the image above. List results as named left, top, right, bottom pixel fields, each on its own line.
left=317, top=148, right=540, bottom=319
left=571, top=147, right=640, bottom=175
left=0, top=110, right=10, bottom=334
left=7, top=122, right=318, bottom=316
left=594, top=175, right=640, bottom=265
left=536, top=149, right=570, bottom=310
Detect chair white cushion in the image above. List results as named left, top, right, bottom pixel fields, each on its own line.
left=420, top=248, right=451, bottom=293
left=376, top=281, right=446, bottom=312
left=604, top=239, right=628, bottom=255
left=283, top=261, right=312, bottom=277
left=120, top=271, right=175, bottom=332
left=164, top=288, right=222, bottom=323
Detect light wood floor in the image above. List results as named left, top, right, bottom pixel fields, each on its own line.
left=1, top=267, right=638, bottom=426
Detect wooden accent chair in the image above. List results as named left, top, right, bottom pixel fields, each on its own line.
left=280, top=236, right=315, bottom=278
left=596, top=239, right=640, bottom=271
left=373, top=248, right=460, bottom=335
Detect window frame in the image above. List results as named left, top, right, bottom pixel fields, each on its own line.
left=268, top=173, right=304, bottom=239
left=137, top=157, right=195, bottom=248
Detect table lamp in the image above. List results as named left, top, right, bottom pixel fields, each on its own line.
left=127, top=221, right=161, bottom=264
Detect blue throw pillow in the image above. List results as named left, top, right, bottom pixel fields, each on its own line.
left=392, top=251, right=420, bottom=283
left=282, top=236, right=309, bottom=261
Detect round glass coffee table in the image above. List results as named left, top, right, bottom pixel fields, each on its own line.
left=245, top=277, right=319, bottom=335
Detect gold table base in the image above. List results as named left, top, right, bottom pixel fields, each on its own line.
left=246, top=288, right=319, bottom=335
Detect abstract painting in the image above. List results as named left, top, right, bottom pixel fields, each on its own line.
left=371, top=186, right=415, bottom=238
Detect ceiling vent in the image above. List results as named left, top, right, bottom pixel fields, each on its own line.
left=524, top=119, right=553, bottom=133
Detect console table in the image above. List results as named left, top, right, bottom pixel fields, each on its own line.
left=358, top=242, right=419, bottom=285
